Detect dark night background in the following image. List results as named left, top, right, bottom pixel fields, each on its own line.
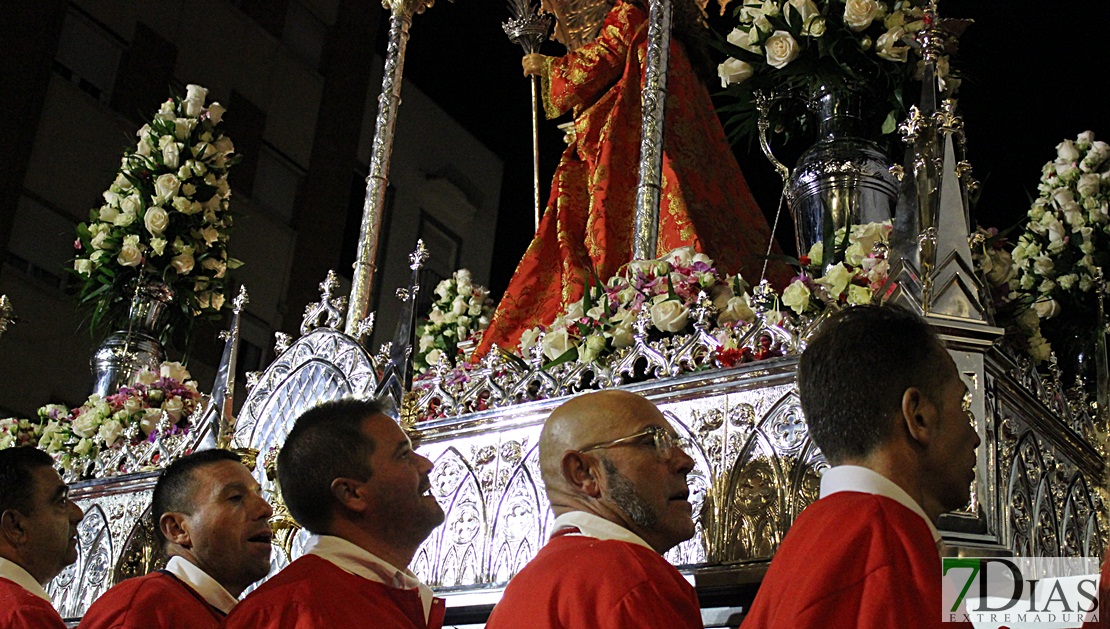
left=383, top=1, right=1110, bottom=298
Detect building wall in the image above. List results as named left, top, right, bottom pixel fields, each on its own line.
left=0, top=0, right=502, bottom=417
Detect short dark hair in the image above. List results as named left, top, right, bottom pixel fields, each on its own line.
left=151, top=448, right=242, bottom=546
left=277, top=398, right=384, bottom=533
left=798, top=305, right=950, bottom=463
left=0, top=447, right=55, bottom=515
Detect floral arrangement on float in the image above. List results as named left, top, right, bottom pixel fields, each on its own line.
left=1003, top=131, right=1110, bottom=398
left=715, top=0, right=957, bottom=142
left=514, top=247, right=775, bottom=369
left=415, top=269, right=495, bottom=373
left=0, top=362, right=202, bottom=478
left=779, top=221, right=892, bottom=316
left=72, top=84, right=241, bottom=348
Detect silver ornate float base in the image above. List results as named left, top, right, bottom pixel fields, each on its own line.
left=51, top=326, right=1107, bottom=617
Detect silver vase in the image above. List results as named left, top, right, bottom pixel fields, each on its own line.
left=90, top=282, right=173, bottom=397
left=759, top=86, right=899, bottom=266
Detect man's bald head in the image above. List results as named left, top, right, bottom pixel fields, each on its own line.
left=539, top=390, right=659, bottom=493
left=538, top=390, right=697, bottom=554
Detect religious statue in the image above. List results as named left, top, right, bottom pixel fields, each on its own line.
left=476, top=0, right=786, bottom=357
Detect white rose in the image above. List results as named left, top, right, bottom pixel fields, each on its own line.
left=143, top=206, right=169, bottom=236
left=160, top=361, right=190, bottom=382
left=140, top=409, right=162, bottom=436
left=565, top=301, right=585, bottom=321
left=764, top=30, right=800, bottom=69
left=727, top=27, right=760, bottom=53
left=98, top=205, right=120, bottom=223
left=578, top=334, right=608, bottom=364
left=162, top=397, right=185, bottom=422
left=518, top=327, right=543, bottom=355
left=607, top=324, right=635, bottom=349
left=1077, top=173, right=1101, bottom=198
left=876, top=27, right=909, bottom=62
left=113, top=208, right=137, bottom=227
left=171, top=253, right=195, bottom=275
left=844, top=0, right=882, bottom=31
left=429, top=309, right=446, bottom=325
left=650, top=299, right=689, bottom=333
left=1034, top=299, right=1060, bottom=319
left=719, top=58, right=754, bottom=88
left=71, top=413, right=99, bottom=439
left=214, top=136, right=234, bottom=155
left=782, top=280, right=812, bottom=315
left=202, top=257, right=227, bottom=279
left=718, top=295, right=756, bottom=325
left=117, top=240, right=143, bottom=267
left=211, top=292, right=225, bottom=310
left=154, top=173, right=181, bottom=202
left=207, top=102, right=225, bottom=125
left=184, top=84, right=208, bottom=117
left=163, top=142, right=181, bottom=169
left=805, top=16, right=826, bottom=37
left=451, top=297, right=467, bottom=316
left=73, top=438, right=94, bottom=457
left=425, top=348, right=445, bottom=367
left=1057, top=139, right=1080, bottom=163
left=150, top=237, right=168, bottom=257
left=816, top=263, right=853, bottom=298
left=74, top=259, right=92, bottom=275
left=135, top=368, right=158, bottom=385
left=846, top=284, right=873, bottom=305
left=542, top=328, right=576, bottom=360
left=98, top=420, right=123, bottom=447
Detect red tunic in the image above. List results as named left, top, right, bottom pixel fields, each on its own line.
left=476, top=0, right=785, bottom=358
left=0, top=577, right=66, bottom=629
left=485, top=534, right=702, bottom=628
left=743, top=491, right=960, bottom=628
left=223, top=555, right=445, bottom=629
left=77, top=571, right=223, bottom=629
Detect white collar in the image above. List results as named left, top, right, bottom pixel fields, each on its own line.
left=819, top=465, right=942, bottom=545
left=164, top=556, right=239, bottom=614
left=304, top=534, right=435, bottom=621
left=0, top=557, right=51, bottom=603
left=550, top=511, right=655, bottom=551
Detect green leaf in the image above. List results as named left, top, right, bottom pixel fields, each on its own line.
left=542, top=346, right=580, bottom=370
left=881, top=111, right=897, bottom=135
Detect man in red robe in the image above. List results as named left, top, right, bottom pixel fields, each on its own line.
left=0, top=446, right=84, bottom=629
left=476, top=0, right=785, bottom=358
left=224, top=398, right=447, bottom=629
left=486, top=390, right=702, bottom=628
left=742, top=305, right=979, bottom=628
left=78, top=449, right=274, bottom=628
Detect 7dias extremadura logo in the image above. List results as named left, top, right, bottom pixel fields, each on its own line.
left=942, top=557, right=1100, bottom=627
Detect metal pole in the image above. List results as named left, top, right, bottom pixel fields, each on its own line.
left=531, top=75, right=542, bottom=230
left=347, top=1, right=427, bottom=336
left=631, top=0, right=673, bottom=261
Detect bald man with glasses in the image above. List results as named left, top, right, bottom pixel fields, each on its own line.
left=486, top=390, right=703, bottom=628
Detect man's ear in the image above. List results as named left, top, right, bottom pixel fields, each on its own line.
left=159, top=512, right=190, bottom=548
left=561, top=452, right=602, bottom=498
left=901, top=386, right=936, bottom=448
left=330, top=478, right=369, bottom=515
left=0, top=509, right=28, bottom=546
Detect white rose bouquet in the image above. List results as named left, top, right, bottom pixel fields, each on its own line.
left=517, top=247, right=760, bottom=368
left=716, top=0, right=958, bottom=144
left=29, top=362, right=202, bottom=477
left=1007, top=131, right=1110, bottom=364
left=72, top=84, right=241, bottom=347
left=778, top=221, right=892, bottom=316
left=1010, top=131, right=1110, bottom=319
left=414, top=269, right=495, bottom=374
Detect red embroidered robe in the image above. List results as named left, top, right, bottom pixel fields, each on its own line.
left=77, top=571, right=224, bottom=629
left=477, top=0, right=783, bottom=357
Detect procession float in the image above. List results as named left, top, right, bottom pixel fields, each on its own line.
left=1, top=0, right=1107, bottom=625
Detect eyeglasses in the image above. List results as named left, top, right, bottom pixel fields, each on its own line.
left=579, top=425, right=692, bottom=461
